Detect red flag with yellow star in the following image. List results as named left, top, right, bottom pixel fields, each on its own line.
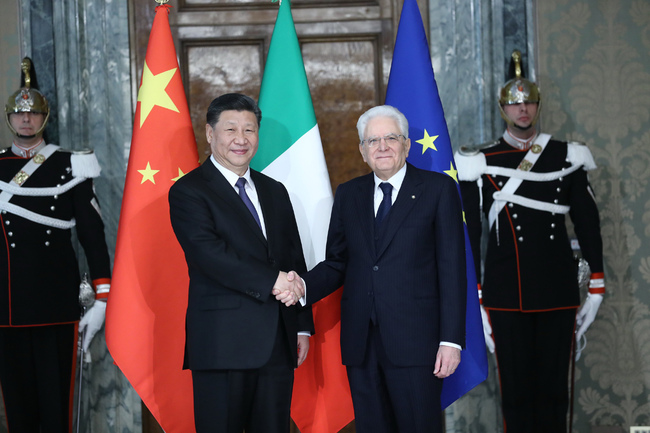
left=105, top=4, right=198, bottom=432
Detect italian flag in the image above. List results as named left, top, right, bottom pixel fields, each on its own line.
left=251, top=0, right=354, bottom=431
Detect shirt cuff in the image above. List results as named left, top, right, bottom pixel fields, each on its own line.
left=299, top=277, right=307, bottom=306
left=440, top=341, right=462, bottom=350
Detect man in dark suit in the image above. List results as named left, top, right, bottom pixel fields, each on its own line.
left=276, top=105, right=467, bottom=433
left=168, top=93, right=314, bottom=433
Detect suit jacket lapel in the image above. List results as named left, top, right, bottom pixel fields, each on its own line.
left=355, top=174, right=377, bottom=257
left=200, top=161, right=267, bottom=247
left=376, top=164, right=421, bottom=256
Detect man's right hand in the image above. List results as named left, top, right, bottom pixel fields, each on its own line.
left=272, top=271, right=304, bottom=306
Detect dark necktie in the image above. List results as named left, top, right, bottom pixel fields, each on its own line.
left=375, top=182, right=393, bottom=229
left=235, top=177, right=261, bottom=228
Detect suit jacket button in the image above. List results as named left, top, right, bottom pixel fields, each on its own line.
left=373, top=266, right=379, bottom=271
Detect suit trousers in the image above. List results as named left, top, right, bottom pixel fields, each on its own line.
left=0, top=324, right=77, bottom=433
left=346, top=322, right=443, bottom=433
left=191, top=319, right=294, bottom=433
left=489, top=308, right=577, bottom=433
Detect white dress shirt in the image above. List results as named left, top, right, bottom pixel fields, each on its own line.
left=210, top=155, right=267, bottom=238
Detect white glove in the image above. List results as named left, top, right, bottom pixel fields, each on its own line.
left=480, top=305, right=495, bottom=353
left=79, top=300, right=106, bottom=353
left=575, top=293, right=603, bottom=360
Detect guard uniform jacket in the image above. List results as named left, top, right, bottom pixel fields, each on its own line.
left=457, top=136, right=604, bottom=312
left=0, top=144, right=111, bottom=326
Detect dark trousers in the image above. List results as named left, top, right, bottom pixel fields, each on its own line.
left=0, top=323, right=78, bottom=433
left=489, top=308, right=577, bottom=433
left=346, top=323, right=443, bottom=433
left=191, top=321, right=294, bottom=433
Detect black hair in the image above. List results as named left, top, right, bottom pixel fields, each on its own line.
left=206, top=93, right=262, bottom=128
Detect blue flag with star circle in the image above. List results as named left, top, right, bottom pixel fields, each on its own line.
left=385, top=0, right=488, bottom=409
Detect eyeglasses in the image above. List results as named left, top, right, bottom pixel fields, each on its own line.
left=361, top=134, right=404, bottom=148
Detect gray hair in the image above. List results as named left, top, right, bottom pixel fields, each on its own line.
left=356, top=105, right=409, bottom=142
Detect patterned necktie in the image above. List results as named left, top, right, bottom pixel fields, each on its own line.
left=375, top=182, right=393, bottom=229
left=235, top=177, right=261, bottom=228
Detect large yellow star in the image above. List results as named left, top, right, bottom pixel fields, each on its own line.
left=138, top=162, right=160, bottom=184
left=137, top=61, right=179, bottom=127
left=416, top=129, right=439, bottom=154
left=444, top=161, right=458, bottom=183
left=172, top=167, right=187, bottom=182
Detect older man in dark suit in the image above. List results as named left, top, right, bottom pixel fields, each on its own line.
left=277, top=105, right=466, bottom=433
left=169, top=93, right=313, bottom=433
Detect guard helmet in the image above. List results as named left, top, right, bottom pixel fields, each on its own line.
left=498, top=50, right=541, bottom=127
left=5, top=57, right=50, bottom=137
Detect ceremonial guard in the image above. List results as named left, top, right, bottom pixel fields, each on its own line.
left=0, top=58, right=111, bottom=432
left=455, top=50, right=605, bottom=433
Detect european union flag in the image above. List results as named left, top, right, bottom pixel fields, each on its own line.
left=385, top=0, right=488, bottom=409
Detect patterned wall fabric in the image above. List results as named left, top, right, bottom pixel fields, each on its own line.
left=538, top=0, right=650, bottom=431
left=440, top=0, right=650, bottom=432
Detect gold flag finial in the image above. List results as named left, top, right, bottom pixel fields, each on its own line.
left=154, top=0, right=170, bottom=5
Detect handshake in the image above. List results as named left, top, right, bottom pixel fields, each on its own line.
left=272, top=271, right=304, bottom=307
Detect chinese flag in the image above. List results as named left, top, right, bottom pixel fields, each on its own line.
left=105, top=4, right=198, bottom=432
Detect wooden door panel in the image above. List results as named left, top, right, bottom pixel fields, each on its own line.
left=302, top=38, right=380, bottom=188
left=185, top=42, right=264, bottom=161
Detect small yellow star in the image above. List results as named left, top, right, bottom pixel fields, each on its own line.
left=416, top=129, right=439, bottom=155
left=138, top=162, right=160, bottom=184
left=172, top=168, right=187, bottom=182
left=137, top=61, right=179, bottom=127
left=444, top=161, right=458, bottom=183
